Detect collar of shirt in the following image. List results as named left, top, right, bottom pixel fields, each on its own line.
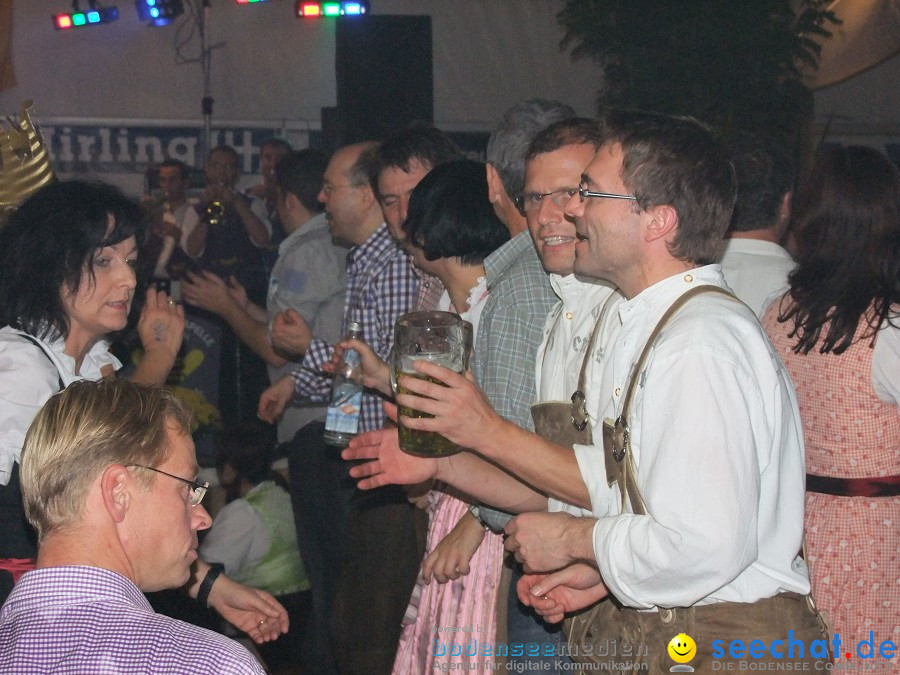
left=2, top=566, right=150, bottom=620
left=550, top=273, right=616, bottom=307
left=278, top=212, right=328, bottom=256
left=718, top=237, right=794, bottom=262
left=483, top=231, right=534, bottom=289
left=617, top=264, right=728, bottom=328
left=10, top=327, right=119, bottom=381
left=346, top=223, right=392, bottom=272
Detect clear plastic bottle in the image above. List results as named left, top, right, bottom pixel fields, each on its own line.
left=323, top=321, right=364, bottom=447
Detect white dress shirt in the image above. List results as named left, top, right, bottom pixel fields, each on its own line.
left=872, top=321, right=900, bottom=404
left=552, top=266, right=811, bottom=610
left=200, top=493, right=271, bottom=577
left=0, top=327, right=121, bottom=485
left=534, top=274, right=620, bottom=425
left=717, top=238, right=795, bottom=317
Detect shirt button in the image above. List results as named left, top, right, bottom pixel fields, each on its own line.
left=684, top=273, right=694, bottom=283
left=565, top=311, right=574, bottom=320
left=614, top=387, right=621, bottom=396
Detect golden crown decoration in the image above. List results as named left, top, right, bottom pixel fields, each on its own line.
left=0, top=100, right=55, bottom=216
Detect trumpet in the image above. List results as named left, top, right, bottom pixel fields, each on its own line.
left=206, top=182, right=227, bottom=226
left=206, top=200, right=225, bottom=226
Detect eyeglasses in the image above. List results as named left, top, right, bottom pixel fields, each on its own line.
left=127, top=465, right=209, bottom=507
left=516, top=187, right=578, bottom=214
left=578, top=184, right=637, bottom=202
left=322, top=183, right=365, bottom=196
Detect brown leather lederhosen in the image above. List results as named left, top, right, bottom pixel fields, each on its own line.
left=531, top=291, right=620, bottom=449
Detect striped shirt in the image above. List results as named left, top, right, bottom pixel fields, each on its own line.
left=0, top=565, right=265, bottom=674
left=291, top=223, right=418, bottom=433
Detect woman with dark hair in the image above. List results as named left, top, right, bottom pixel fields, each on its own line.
left=0, top=181, right=291, bottom=640
left=761, top=146, right=899, bottom=645
left=392, top=159, right=509, bottom=674
left=402, top=159, right=510, bottom=323
left=0, top=180, right=185, bottom=604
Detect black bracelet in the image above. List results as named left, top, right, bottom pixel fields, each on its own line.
left=197, top=563, right=224, bottom=608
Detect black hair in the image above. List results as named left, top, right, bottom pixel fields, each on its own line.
left=216, top=425, right=289, bottom=499
left=0, top=180, right=141, bottom=340
left=403, top=160, right=509, bottom=265
left=158, top=158, right=191, bottom=181
left=726, top=132, right=795, bottom=233
left=368, top=125, right=462, bottom=193
left=274, top=149, right=328, bottom=214
left=778, top=145, right=900, bottom=354
left=260, top=138, right=292, bottom=154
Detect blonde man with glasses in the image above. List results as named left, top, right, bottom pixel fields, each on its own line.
left=0, top=379, right=267, bottom=674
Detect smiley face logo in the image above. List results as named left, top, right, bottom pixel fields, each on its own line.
left=667, top=633, right=696, bottom=664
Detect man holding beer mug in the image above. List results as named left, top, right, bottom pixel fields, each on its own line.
left=343, top=110, right=826, bottom=672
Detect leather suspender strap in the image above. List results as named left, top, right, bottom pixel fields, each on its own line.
left=570, top=291, right=620, bottom=432
left=605, top=285, right=739, bottom=515
left=620, top=285, right=737, bottom=421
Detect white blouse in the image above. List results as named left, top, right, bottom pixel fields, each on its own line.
left=436, top=275, right=489, bottom=350
left=0, top=327, right=120, bottom=485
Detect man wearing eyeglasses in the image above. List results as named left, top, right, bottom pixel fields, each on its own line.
left=259, top=141, right=418, bottom=674
left=0, top=379, right=267, bottom=673
left=344, top=111, right=827, bottom=670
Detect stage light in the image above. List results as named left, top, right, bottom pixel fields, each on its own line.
left=53, top=7, right=119, bottom=30
left=235, top=0, right=270, bottom=4
left=296, top=1, right=368, bottom=18
left=135, top=0, right=184, bottom=26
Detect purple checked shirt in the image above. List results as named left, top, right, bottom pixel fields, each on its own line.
left=291, top=223, right=418, bottom=433
left=0, top=566, right=265, bottom=674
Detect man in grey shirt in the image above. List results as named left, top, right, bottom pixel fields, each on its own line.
left=182, top=149, right=348, bottom=442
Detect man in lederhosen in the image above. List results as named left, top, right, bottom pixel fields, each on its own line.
left=344, top=110, right=829, bottom=671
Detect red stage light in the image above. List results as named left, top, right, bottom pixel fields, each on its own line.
left=300, top=3, right=321, bottom=16
left=53, top=7, right=119, bottom=29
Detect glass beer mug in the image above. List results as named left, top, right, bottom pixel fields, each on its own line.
left=389, top=311, right=473, bottom=457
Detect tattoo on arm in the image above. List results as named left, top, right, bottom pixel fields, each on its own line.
left=152, top=320, right=168, bottom=342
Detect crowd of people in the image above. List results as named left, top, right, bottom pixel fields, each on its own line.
left=0, top=99, right=896, bottom=674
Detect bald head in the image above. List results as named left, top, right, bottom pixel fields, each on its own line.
left=318, top=142, right=383, bottom=245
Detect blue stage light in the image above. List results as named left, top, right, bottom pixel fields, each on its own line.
left=135, top=0, right=183, bottom=26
